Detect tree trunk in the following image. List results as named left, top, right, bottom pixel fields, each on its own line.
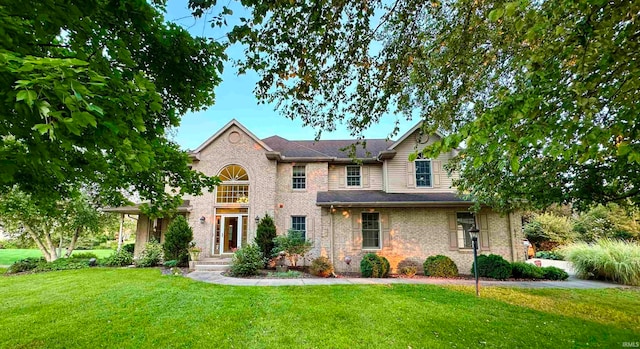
left=65, top=227, right=81, bottom=258
left=44, top=230, right=59, bottom=262
left=24, top=225, right=53, bottom=262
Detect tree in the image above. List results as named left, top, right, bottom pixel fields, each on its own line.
left=1, top=0, right=225, bottom=213
left=163, top=215, right=193, bottom=266
left=574, top=204, right=640, bottom=242
left=254, top=214, right=277, bottom=258
left=0, top=187, right=104, bottom=261
left=523, top=212, right=576, bottom=251
left=190, top=0, right=639, bottom=211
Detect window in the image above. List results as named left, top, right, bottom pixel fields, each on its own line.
left=216, top=164, right=249, bottom=204
left=346, top=166, right=361, bottom=187
left=362, top=212, right=380, bottom=249
left=456, top=212, right=476, bottom=249
left=291, top=216, right=306, bottom=240
left=292, top=165, right=306, bottom=189
left=415, top=159, right=432, bottom=187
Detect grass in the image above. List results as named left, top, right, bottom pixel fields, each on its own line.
left=0, top=269, right=638, bottom=348
left=0, top=249, right=114, bottom=265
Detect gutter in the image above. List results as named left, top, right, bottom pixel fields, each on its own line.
left=316, top=201, right=473, bottom=208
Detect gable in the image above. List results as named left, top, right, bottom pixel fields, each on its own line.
left=191, top=119, right=273, bottom=155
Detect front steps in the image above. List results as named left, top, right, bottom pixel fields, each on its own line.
left=192, top=257, right=232, bottom=272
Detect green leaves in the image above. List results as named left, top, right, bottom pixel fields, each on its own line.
left=16, top=90, right=36, bottom=107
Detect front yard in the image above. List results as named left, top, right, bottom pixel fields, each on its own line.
left=0, top=249, right=114, bottom=265
left=1, top=268, right=638, bottom=348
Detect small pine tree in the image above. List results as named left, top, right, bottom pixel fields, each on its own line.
left=163, top=215, right=193, bottom=266
left=254, top=214, right=277, bottom=258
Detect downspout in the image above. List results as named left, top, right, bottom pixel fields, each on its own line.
left=330, top=205, right=335, bottom=266
left=507, top=211, right=515, bottom=262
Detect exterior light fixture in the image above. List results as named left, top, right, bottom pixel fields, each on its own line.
left=469, top=226, right=480, bottom=297
left=344, top=256, right=352, bottom=265
left=255, top=216, right=260, bottom=225
left=199, top=216, right=206, bottom=224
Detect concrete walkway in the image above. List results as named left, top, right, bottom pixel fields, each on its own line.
left=187, top=271, right=625, bottom=289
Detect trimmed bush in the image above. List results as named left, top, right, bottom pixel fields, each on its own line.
left=399, top=265, right=418, bottom=277
left=511, top=262, right=544, bottom=279
left=272, top=230, right=313, bottom=267
left=255, top=214, right=277, bottom=258
left=6, top=257, right=44, bottom=274
left=541, top=266, right=569, bottom=280
left=163, top=260, right=178, bottom=268
left=535, top=250, right=564, bottom=260
left=310, top=256, right=334, bottom=277
left=34, top=258, right=89, bottom=272
left=163, top=215, right=193, bottom=267
left=360, top=253, right=389, bottom=278
left=472, top=254, right=512, bottom=280
left=136, top=241, right=164, bottom=267
left=423, top=255, right=459, bottom=278
left=230, top=244, right=264, bottom=276
left=563, top=239, right=640, bottom=285
left=69, top=252, right=98, bottom=260
left=103, top=250, right=133, bottom=267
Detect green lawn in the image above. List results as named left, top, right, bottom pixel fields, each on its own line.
left=0, top=249, right=114, bottom=265
left=0, top=269, right=638, bottom=348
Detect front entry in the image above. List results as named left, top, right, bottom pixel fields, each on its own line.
left=215, top=214, right=248, bottom=254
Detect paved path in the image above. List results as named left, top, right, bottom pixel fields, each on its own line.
left=187, top=271, right=625, bottom=289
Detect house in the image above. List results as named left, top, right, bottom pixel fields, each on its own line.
left=107, top=119, right=525, bottom=273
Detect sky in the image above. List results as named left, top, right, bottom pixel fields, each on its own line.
left=164, top=1, right=415, bottom=151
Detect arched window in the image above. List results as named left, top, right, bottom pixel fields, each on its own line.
left=216, top=165, right=249, bottom=204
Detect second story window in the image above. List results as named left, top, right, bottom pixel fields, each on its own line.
left=292, top=165, right=306, bottom=190
left=346, top=165, right=361, bottom=187
left=415, top=155, right=432, bottom=187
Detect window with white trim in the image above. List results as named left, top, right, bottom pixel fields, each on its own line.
left=291, top=216, right=306, bottom=240
left=292, top=165, right=306, bottom=189
left=362, top=212, right=380, bottom=249
left=415, top=156, right=432, bottom=187
left=456, top=212, right=476, bottom=249
left=346, top=165, right=361, bottom=187
left=216, top=165, right=249, bottom=203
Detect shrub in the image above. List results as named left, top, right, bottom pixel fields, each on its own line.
left=103, top=249, right=134, bottom=267
left=472, top=254, right=512, bottom=280
left=511, top=262, right=544, bottom=279
left=136, top=241, right=164, bottom=267
left=6, top=257, right=44, bottom=274
left=122, top=243, right=135, bottom=254
left=563, top=239, right=640, bottom=285
left=69, top=252, right=98, bottom=260
left=34, top=258, right=89, bottom=272
left=541, top=266, right=569, bottom=280
left=423, top=255, right=459, bottom=278
left=535, top=250, right=564, bottom=260
left=230, top=244, right=264, bottom=276
left=254, top=214, right=277, bottom=258
left=310, top=256, right=334, bottom=277
left=163, top=260, right=178, bottom=268
left=399, top=265, right=418, bottom=277
left=360, top=253, right=389, bottom=278
left=163, top=215, right=193, bottom=267
left=272, top=230, right=313, bottom=267
left=524, top=213, right=576, bottom=250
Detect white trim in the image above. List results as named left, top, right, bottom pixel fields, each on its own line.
left=292, top=164, right=306, bottom=190
left=415, top=159, right=433, bottom=188
left=219, top=214, right=245, bottom=254
left=361, top=211, right=381, bottom=250
left=346, top=165, right=362, bottom=188
left=388, top=121, right=449, bottom=150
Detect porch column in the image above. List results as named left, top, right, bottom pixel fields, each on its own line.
left=117, top=213, right=124, bottom=251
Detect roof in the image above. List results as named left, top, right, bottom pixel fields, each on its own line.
left=316, top=191, right=471, bottom=207
left=101, top=200, right=192, bottom=214
left=262, top=136, right=393, bottom=160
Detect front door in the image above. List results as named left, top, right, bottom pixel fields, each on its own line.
left=220, top=215, right=242, bottom=254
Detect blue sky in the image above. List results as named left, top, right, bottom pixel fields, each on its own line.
left=165, top=1, right=415, bottom=151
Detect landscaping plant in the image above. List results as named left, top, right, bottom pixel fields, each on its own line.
left=472, top=254, right=512, bottom=280
left=254, top=214, right=277, bottom=258
left=103, top=250, right=133, bottom=267
left=163, top=216, right=193, bottom=267
left=399, top=265, right=418, bottom=277
left=423, top=255, right=459, bottom=278
left=511, top=262, right=544, bottom=279
left=136, top=241, right=163, bottom=267
left=310, top=256, right=334, bottom=277
left=272, top=230, right=312, bottom=267
left=360, top=253, right=389, bottom=278
left=563, top=239, right=640, bottom=286
left=541, top=266, right=569, bottom=281
left=230, top=244, right=264, bottom=277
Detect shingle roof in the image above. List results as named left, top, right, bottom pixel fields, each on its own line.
left=262, top=136, right=393, bottom=159
left=316, top=191, right=471, bottom=207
